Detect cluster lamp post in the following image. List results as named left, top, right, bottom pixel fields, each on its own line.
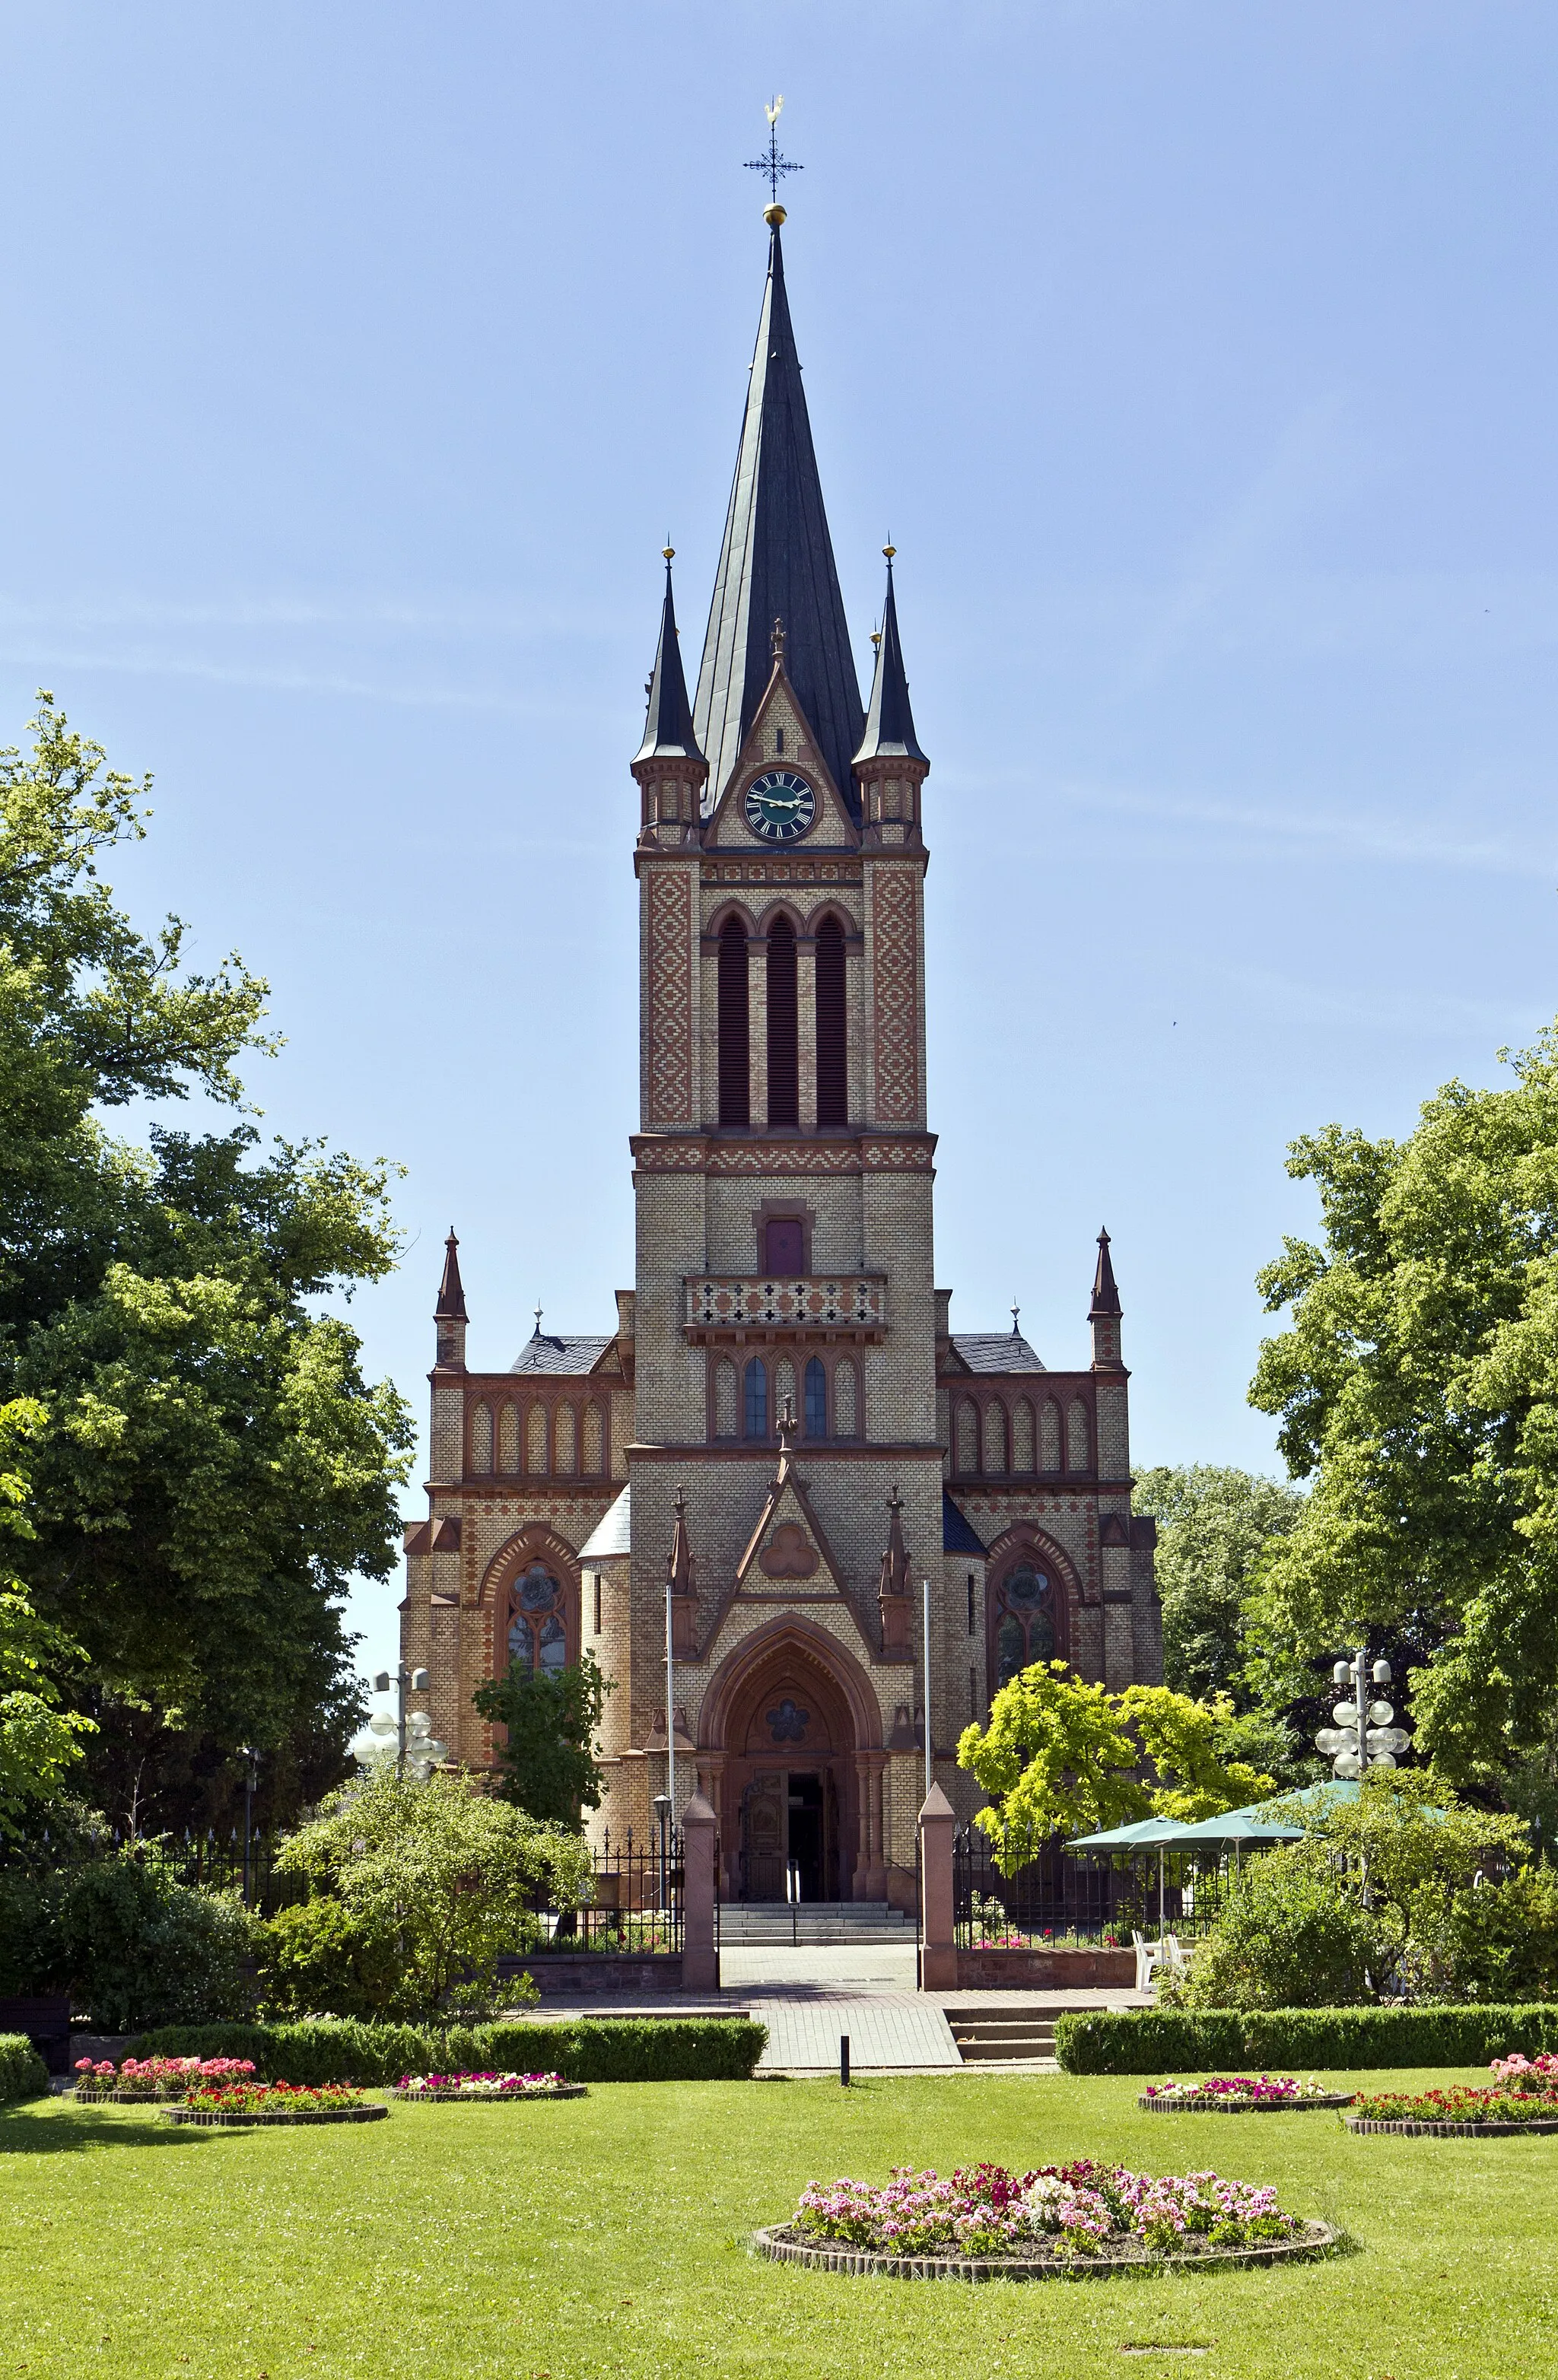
left=369, top=1665, right=448, bottom=1778
left=1315, top=1649, right=1412, bottom=1778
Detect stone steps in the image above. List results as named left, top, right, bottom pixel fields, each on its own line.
left=949, top=2008, right=1059, bottom=2064
left=720, top=1901, right=915, bottom=1946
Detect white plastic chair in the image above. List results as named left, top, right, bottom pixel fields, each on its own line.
left=1132, top=1929, right=1162, bottom=1991
left=1161, top=1932, right=1189, bottom=1981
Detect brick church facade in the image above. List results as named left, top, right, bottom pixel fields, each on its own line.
left=401, top=205, right=1162, bottom=1907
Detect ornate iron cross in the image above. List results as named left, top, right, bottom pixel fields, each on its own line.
left=746, top=97, right=803, bottom=205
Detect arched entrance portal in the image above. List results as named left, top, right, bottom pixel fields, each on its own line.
left=703, top=1624, right=882, bottom=1902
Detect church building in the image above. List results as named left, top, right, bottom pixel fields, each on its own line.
left=400, top=205, right=1162, bottom=1908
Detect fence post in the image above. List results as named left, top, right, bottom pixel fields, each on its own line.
left=917, top=1782, right=958, bottom=1990
left=681, top=1789, right=720, bottom=1993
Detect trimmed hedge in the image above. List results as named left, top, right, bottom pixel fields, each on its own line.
left=1055, top=2003, right=1558, bottom=2076
left=126, top=2014, right=768, bottom=2086
left=0, top=2033, right=48, bottom=2103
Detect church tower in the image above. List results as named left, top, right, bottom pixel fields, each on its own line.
left=399, top=202, right=1162, bottom=1911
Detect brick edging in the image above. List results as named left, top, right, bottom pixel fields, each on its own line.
left=1138, top=2094, right=1355, bottom=2113
left=162, top=2105, right=390, bottom=2127
left=1345, top=2115, right=1558, bottom=2137
left=750, top=2220, right=1336, bottom=2281
left=390, top=2086, right=589, bottom=2102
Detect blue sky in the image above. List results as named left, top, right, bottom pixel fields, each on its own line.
left=2, top=2, right=1555, bottom=1684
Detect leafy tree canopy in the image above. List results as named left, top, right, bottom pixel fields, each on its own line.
left=1132, top=1464, right=1305, bottom=1702
left=275, top=1768, right=594, bottom=2014
left=472, top=1654, right=610, bottom=1826
left=958, top=1662, right=1275, bottom=1867
left=1249, top=1022, right=1558, bottom=1797
left=0, top=696, right=414, bottom=1832
left=0, top=1397, right=94, bottom=1823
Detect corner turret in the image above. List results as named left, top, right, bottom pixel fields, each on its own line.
left=633, top=551, right=707, bottom=845
left=855, top=549, right=928, bottom=847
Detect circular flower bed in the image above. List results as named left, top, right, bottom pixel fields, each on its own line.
left=1347, top=2083, right=1558, bottom=2137
left=1140, top=2076, right=1353, bottom=2113
left=74, top=2056, right=256, bottom=2103
left=164, top=2081, right=386, bottom=2127
left=757, top=2160, right=1334, bottom=2279
left=1346, top=2054, right=1558, bottom=2135
left=392, top=2071, right=587, bottom=2101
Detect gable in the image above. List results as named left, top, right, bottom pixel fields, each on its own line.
left=734, top=1466, right=847, bottom=1597
left=705, top=671, right=860, bottom=853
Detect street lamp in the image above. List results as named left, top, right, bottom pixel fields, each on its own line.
left=1315, top=1650, right=1412, bottom=1778
left=238, top=1746, right=259, bottom=1906
left=652, top=1790, right=672, bottom=1916
left=370, top=1665, right=446, bottom=1778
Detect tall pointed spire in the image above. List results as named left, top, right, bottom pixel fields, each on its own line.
left=1090, top=1228, right=1121, bottom=1319
left=635, top=549, right=703, bottom=763
left=693, top=215, right=864, bottom=815
left=434, top=1229, right=467, bottom=1321
left=854, top=549, right=926, bottom=764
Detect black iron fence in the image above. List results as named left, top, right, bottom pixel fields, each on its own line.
left=3, top=1826, right=302, bottom=1915
left=527, top=1826, right=686, bottom=1956
left=954, top=1826, right=1246, bottom=1948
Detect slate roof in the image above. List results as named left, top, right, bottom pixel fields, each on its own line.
left=949, top=1332, right=1047, bottom=1374
left=854, top=557, right=926, bottom=765
left=508, top=1334, right=615, bottom=1375
left=692, top=221, right=865, bottom=816
left=579, top=1484, right=631, bottom=1560
left=635, top=557, right=704, bottom=764
left=942, top=1490, right=988, bottom=1556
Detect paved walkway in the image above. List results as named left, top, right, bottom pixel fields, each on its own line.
left=533, top=1942, right=1151, bottom=2072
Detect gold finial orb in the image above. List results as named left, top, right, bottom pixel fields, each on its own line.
left=882, top=542, right=897, bottom=561
left=764, top=202, right=787, bottom=227
left=663, top=544, right=675, bottom=562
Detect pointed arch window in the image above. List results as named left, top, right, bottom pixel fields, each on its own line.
left=804, top=1356, right=827, bottom=1440
left=718, top=915, right=750, bottom=1127
left=815, top=914, right=847, bottom=1126
left=743, top=1357, right=768, bottom=1442
left=766, top=915, right=799, bottom=1126
left=992, top=1559, right=1058, bottom=1691
left=507, top=1562, right=569, bottom=1677
left=470, top=1403, right=494, bottom=1476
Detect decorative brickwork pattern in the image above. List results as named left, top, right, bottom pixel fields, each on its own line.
left=526, top=1403, right=547, bottom=1473
left=981, top=1402, right=1008, bottom=1474
left=1040, top=1400, right=1062, bottom=1471
left=555, top=1404, right=577, bottom=1475
left=1012, top=1398, right=1035, bottom=1473
left=498, top=1403, right=519, bottom=1474
left=646, top=866, right=695, bottom=1126
left=955, top=1399, right=978, bottom=1474
left=582, top=1402, right=603, bottom=1475
left=1067, top=1398, right=1091, bottom=1473
left=871, top=867, right=920, bottom=1123
left=685, top=1276, right=886, bottom=1329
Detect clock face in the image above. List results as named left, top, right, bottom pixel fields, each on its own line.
left=743, top=768, right=817, bottom=843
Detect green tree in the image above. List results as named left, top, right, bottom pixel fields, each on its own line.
left=1249, top=1021, right=1558, bottom=1795
left=0, top=694, right=414, bottom=1831
left=0, top=1397, right=93, bottom=1822
left=1172, top=1840, right=1395, bottom=2010
left=958, top=1663, right=1273, bottom=1868
left=275, top=1769, right=593, bottom=2015
left=1132, top=1465, right=1305, bottom=1702
left=472, top=1654, right=609, bottom=1825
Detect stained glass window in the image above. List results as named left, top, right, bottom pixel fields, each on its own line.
left=993, top=1562, right=1056, bottom=1688
left=507, top=1562, right=566, bottom=1677
left=744, top=1357, right=768, bottom=1441
left=804, top=1356, right=827, bottom=1440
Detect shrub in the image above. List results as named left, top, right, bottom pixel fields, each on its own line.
left=1055, top=2003, right=1558, bottom=2074
left=127, top=2013, right=768, bottom=2085
left=259, top=1899, right=409, bottom=2020
left=275, top=1771, right=592, bottom=2014
left=1172, top=1841, right=1397, bottom=2010
left=56, top=1857, right=262, bottom=2030
left=0, top=2032, right=47, bottom=2102
left=1405, top=1872, right=1558, bottom=2003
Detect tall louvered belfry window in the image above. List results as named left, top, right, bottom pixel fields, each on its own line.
left=815, top=913, right=847, bottom=1126
left=717, top=914, right=750, bottom=1126
left=766, top=915, right=799, bottom=1126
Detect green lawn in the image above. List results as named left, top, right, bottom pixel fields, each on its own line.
left=2, top=2068, right=1554, bottom=2379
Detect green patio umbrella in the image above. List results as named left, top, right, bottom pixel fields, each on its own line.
left=1172, top=1810, right=1305, bottom=1844
left=1065, top=1816, right=1194, bottom=1933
